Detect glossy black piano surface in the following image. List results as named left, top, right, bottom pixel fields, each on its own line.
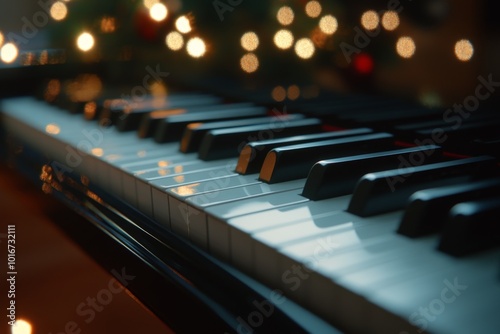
left=1, top=1, right=500, bottom=333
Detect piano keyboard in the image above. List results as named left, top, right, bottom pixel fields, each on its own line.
left=1, top=90, right=500, bottom=334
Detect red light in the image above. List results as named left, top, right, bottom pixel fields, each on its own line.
left=353, top=53, right=374, bottom=75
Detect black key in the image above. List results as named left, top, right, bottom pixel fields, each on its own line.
left=153, top=106, right=268, bottom=143
left=259, top=133, right=394, bottom=184
left=115, top=96, right=229, bottom=132
left=302, top=145, right=442, bottom=200
left=398, top=177, right=500, bottom=238
left=138, top=108, right=182, bottom=138
left=348, top=156, right=498, bottom=217
left=198, top=118, right=323, bottom=161
left=180, top=114, right=305, bottom=153
left=302, top=96, right=413, bottom=118
left=236, top=128, right=373, bottom=175
left=100, top=93, right=222, bottom=126
left=138, top=103, right=239, bottom=138
left=470, top=137, right=500, bottom=158
left=339, top=107, right=443, bottom=128
left=83, top=98, right=124, bottom=121
left=438, top=197, right=500, bottom=257
left=416, top=119, right=500, bottom=145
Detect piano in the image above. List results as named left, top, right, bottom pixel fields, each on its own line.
left=1, top=1, right=500, bottom=333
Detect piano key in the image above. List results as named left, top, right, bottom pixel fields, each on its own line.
left=259, top=132, right=394, bottom=184
left=176, top=180, right=307, bottom=247
left=337, top=106, right=443, bottom=128
left=116, top=101, right=259, bottom=133
left=235, top=128, right=373, bottom=175
left=153, top=106, right=268, bottom=143
left=438, top=197, right=500, bottom=256
left=180, top=114, right=305, bottom=153
left=198, top=118, right=323, bottom=161
left=369, top=252, right=500, bottom=333
left=302, top=145, right=443, bottom=200
left=399, top=178, right=500, bottom=238
left=347, top=156, right=497, bottom=217
left=99, top=93, right=222, bottom=125
left=416, top=118, right=500, bottom=145
left=470, top=136, right=500, bottom=157
left=131, top=158, right=235, bottom=214
left=167, top=183, right=307, bottom=254
left=227, top=196, right=351, bottom=273
left=153, top=173, right=261, bottom=230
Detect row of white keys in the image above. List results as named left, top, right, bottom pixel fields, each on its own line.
left=369, top=251, right=500, bottom=333
left=172, top=179, right=307, bottom=249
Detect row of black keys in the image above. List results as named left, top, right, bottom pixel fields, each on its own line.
left=41, top=89, right=500, bottom=257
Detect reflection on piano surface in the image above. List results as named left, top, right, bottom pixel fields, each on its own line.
left=1, top=0, right=500, bottom=333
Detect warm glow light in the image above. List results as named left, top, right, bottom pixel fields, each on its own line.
left=174, top=175, right=185, bottom=183
left=76, top=32, right=94, bottom=52
left=305, top=1, right=322, bottom=18
left=158, top=160, right=169, bottom=167
left=277, top=6, right=294, bottom=26
left=186, top=37, right=206, bottom=58
left=240, top=32, right=259, bottom=51
left=294, top=38, right=315, bottom=59
left=0, top=32, right=4, bottom=46
left=287, top=85, right=300, bottom=100
left=0, top=43, right=18, bottom=63
left=274, top=29, right=294, bottom=49
left=382, top=11, right=400, bottom=31
left=319, top=15, right=338, bottom=35
left=143, top=0, right=159, bottom=9
left=272, top=86, right=286, bottom=102
left=45, top=123, right=61, bottom=135
left=44, top=79, right=61, bottom=102
left=240, top=53, right=259, bottom=73
left=50, top=1, right=68, bottom=21
left=150, top=3, right=168, bottom=22
left=361, top=10, right=379, bottom=30
left=166, top=31, right=184, bottom=50
left=175, top=16, right=192, bottom=33
left=454, top=39, right=474, bottom=61
left=100, top=17, right=116, bottom=33
left=396, top=36, right=416, bottom=58
left=11, top=319, right=32, bottom=334
left=91, top=148, right=104, bottom=156
left=172, top=184, right=199, bottom=196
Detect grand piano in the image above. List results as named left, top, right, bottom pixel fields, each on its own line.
left=1, top=0, right=499, bottom=333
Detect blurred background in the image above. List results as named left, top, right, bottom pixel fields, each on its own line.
left=1, top=0, right=499, bottom=105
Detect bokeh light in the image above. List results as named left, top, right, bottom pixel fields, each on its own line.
left=240, top=32, right=259, bottom=51
left=272, top=86, right=286, bottom=102
left=76, top=32, right=94, bottom=52
left=294, top=38, right=315, bottom=59
left=175, top=16, right=192, bottom=33
left=454, top=39, right=474, bottom=61
left=305, top=1, right=322, bottom=18
left=0, top=43, right=18, bottom=63
left=319, top=15, right=338, bottom=35
left=240, top=53, right=259, bottom=73
left=166, top=31, right=184, bottom=50
left=274, top=29, right=294, bottom=49
left=361, top=10, right=379, bottom=30
left=186, top=37, right=206, bottom=58
left=50, top=1, right=68, bottom=21
left=150, top=3, right=168, bottom=21
left=381, top=11, right=400, bottom=31
left=396, top=36, right=416, bottom=58
left=277, top=6, right=294, bottom=26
